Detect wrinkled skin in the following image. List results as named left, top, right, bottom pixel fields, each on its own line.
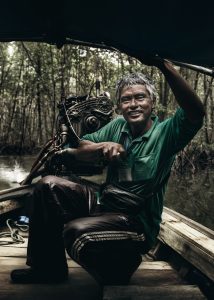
left=119, top=84, right=154, bottom=138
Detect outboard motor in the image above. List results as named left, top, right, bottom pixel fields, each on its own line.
left=21, top=82, right=114, bottom=183
left=57, top=91, right=114, bottom=139
left=48, top=85, right=114, bottom=176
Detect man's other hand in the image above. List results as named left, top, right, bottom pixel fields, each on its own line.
left=101, top=142, right=126, bottom=162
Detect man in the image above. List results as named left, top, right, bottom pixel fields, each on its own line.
left=11, top=59, right=204, bottom=285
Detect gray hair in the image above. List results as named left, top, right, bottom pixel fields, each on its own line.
left=116, top=72, right=157, bottom=103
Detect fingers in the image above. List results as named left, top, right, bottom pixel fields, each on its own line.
left=52, top=148, right=76, bottom=165
left=102, top=142, right=126, bottom=161
left=55, top=149, right=65, bottom=157
left=51, top=149, right=66, bottom=162
left=139, top=54, right=164, bottom=68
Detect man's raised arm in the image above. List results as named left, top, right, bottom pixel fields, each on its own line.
left=140, top=56, right=205, bottom=123
left=155, top=60, right=205, bottom=123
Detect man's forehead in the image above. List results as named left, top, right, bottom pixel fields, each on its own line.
left=121, top=84, right=149, bottom=95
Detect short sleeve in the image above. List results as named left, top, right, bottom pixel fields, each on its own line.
left=82, top=116, right=125, bottom=143
left=160, top=108, right=203, bottom=156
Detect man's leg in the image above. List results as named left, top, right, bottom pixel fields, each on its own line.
left=11, top=175, right=97, bottom=283
left=64, top=213, right=145, bottom=285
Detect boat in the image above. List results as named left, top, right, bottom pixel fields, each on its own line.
left=1, top=190, right=214, bottom=299
left=1, top=169, right=214, bottom=299
left=0, top=1, right=214, bottom=299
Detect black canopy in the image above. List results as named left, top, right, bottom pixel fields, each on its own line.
left=1, top=0, right=214, bottom=68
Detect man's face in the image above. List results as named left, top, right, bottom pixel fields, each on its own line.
left=119, top=84, right=154, bottom=127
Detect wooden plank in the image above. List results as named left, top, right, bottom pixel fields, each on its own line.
left=130, top=260, right=185, bottom=286
left=138, top=261, right=173, bottom=270
left=161, top=213, right=214, bottom=254
left=0, top=256, right=180, bottom=287
left=0, top=257, right=102, bottom=300
left=0, top=247, right=27, bottom=258
left=0, top=234, right=79, bottom=269
left=0, top=273, right=102, bottom=300
left=0, top=200, right=22, bottom=214
left=0, top=256, right=80, bottom=269
left=0, top=184, right=34, bottom=202
left=130, top=269, right=185, bottom=286
left=159, top=211, right=214, bottom=282
left=0, top=236, right=28, bottom=257
left=103, top=285, right=206, bottom=300
left=163, top=207, right=214, bottom=239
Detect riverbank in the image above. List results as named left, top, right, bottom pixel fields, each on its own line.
left=0, top=143, right=41, bottom=155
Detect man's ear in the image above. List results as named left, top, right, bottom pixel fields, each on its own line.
left=151, top=103, right=156, bottom=114
left=151, top=99, right=156, bottom=111
left=115, top=103, right=122, bottom=115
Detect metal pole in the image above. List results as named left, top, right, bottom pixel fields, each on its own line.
left=169, top=60, right=214, bottom=77
left=65, top=38, right=214, bottom=77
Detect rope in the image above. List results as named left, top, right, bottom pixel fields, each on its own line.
left=0, top=219, right=29, bottom=246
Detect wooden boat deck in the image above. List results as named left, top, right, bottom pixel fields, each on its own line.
left=0, top=230, right=207, bottom=300
left=0, top=235, right=103, bottom=300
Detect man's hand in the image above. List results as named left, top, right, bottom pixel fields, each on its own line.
left=137, top=52, right=175, bottom=71
left=47, top=148, right=75, bottom=168
left=74, top=141, right=126, bottom=163
left=139, top=53, right=169, bottom=69
left=101, top=142, right=126, bottom=162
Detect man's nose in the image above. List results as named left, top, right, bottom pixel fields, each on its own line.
left=129, top=98, right=138, bottom=106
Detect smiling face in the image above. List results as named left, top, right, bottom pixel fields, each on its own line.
left=119, top=84, right=154, bottom=137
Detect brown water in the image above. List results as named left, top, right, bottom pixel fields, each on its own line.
left=0, top=155, right=213, bottom=231
left=165, top=170, right=214, bottom=230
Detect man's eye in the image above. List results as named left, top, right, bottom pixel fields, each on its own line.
left=120, top=94, right=147, bottom=103
left=136, top=94, right=146, bottom=100
left=121, top=97, right=130, bottom=103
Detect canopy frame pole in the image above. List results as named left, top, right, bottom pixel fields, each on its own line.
left=64, top=38, right=214, bottom=78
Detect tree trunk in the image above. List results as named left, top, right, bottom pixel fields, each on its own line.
left=203, top=76, right=213, bottom=144
left=36, top=53, right=43, bottom=144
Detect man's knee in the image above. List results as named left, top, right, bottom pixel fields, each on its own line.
left=63, top=218, right=90, bottom=258
left=36, top=175, right=77, bottom=191
left=64, top=219, right=88, bottom=245
left=63, top=217, right=143, bottom=285
left=34, top=175, right=58, bottom=191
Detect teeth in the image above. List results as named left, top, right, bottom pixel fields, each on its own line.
left=129, top=111, right=141, bottom=115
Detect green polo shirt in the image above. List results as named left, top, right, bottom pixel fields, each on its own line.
left=82, top=108, right=203, bottom=251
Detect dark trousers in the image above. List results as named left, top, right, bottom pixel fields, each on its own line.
left=26, top=175, right=145, bottom=284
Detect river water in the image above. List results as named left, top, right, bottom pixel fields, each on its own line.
left=0, top=155, right=213, bottom=231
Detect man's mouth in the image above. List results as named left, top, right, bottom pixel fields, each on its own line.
left=128, top=110, right=143, bottom=117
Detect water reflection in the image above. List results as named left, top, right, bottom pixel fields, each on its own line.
left=0, top=155, right=213, bottom=231
left=165, top=170, right=214, bottom=230
left=0, top=156, right=36, bottom=189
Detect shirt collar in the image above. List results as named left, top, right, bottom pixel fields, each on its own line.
left=121, top=114, right=159, bottom=141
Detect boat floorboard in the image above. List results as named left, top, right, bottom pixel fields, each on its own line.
left=0, top=234, right=207, bottom=300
